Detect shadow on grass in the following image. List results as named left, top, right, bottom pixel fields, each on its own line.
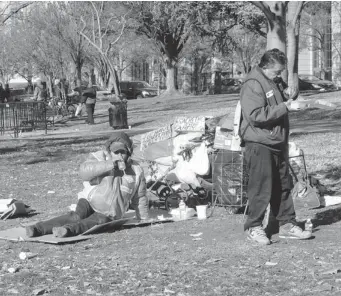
left=0, top=136, right=108, bottom=154
left=1, top=128, right=152, bottom=164
left=131, top=120, right=154, bottom=128
left=315, top=165, right=341, bottom=183
left=290, top=107, right=341, bottom=122
left=313, top=205, right=341, bottom=227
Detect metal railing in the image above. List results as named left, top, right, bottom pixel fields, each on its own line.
left=0, top=102, right=56, bottom=137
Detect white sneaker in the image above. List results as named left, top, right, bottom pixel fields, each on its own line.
left=247, top=226, right=271, bottom=245
left=279, top=223, right=312, bottom=240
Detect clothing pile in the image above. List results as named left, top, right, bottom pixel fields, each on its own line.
left=0, top=199, right=32, bottom=220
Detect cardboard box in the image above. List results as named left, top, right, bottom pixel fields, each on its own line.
left=214, top=126, right=232, bottom=150
left=214, top=126, right=242, bottom=151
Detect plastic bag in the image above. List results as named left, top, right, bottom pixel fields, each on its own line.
left=188, top=142, right=210, bottom=176
left=75, top=103, right=83, bottom=116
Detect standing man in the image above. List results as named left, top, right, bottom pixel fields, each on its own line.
left=0, top=83, right=6, bottom=103
left=81, top=85, right=96, bottom=125
left=240, top=48, right=311, bottom=245
left=73, top=83, right=96, bottom=125
left=33, top=80, right=48, bottom=102
left=4, top=84, right=11, bottom=102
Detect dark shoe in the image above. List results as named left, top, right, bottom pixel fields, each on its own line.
left=25, top=225, right=41, bottom=238
left=52, top=227, right=70, bottom=238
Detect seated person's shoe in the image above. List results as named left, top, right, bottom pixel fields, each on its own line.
left=279, top=223, right=312, bottom=240
left=25, top=225, right=41, bottom=238
left=52, top=227, right=71, bottom=238
left=247, top=226, right=271, bottom=245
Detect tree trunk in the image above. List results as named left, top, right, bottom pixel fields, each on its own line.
left=166, top=65, right=177, bottom=92
left=193, top=57, right=199, bottom=95
left=90, top=68, right=96, bottom=86
left=286, top=1, right=303, bottom=98
left=76, top=63, right=82, bottom=85
left=103, top=54, right=120, bottom=96
left=265, top=2, right=286, bottom=52
left=46, top=72, right=54, bottom=98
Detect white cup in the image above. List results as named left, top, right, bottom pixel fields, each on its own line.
left=196, top=205, right=208, bottom=220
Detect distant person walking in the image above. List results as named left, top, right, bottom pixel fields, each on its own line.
left=81, top=84, right=97, bottom=125
left=53, top=79, right=62, bottom=100
left=4, top=84, right=11, bottom=102
left=33, top=80, right=48, bottom=102
left=0, top=83, right=6, bottom=103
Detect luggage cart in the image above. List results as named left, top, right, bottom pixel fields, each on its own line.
left=211, top=149, right=248, bottom=215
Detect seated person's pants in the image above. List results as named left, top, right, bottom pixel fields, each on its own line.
left=34, top=198, right=112, bottom=236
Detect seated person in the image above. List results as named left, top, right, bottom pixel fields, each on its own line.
left=26, top=131, right=149, bottom=238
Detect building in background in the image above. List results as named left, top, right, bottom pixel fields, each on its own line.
left=298, top=1, right=341, bottom=86
left=332, top=1, right=341, bottom=85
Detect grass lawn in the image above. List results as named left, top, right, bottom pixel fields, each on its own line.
left=0, top=91, right=341, bottom=295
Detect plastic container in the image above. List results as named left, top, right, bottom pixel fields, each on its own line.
left=305, top=219, right=313, bottom=232
left=179, top=200, right=186, bottom=220
left=169, top=207, right=196, bottom=221
left=196, top=205, right=208, bottom=220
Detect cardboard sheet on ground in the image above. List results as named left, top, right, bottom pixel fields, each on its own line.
left=0, top=209, right=174, bottom=244
left=82, top=208, right=174, bottom=235
left=0, top=227, right=91, bottom=244
left=82, top=216, right=174, bottom=235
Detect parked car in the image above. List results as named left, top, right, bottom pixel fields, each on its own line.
left=221, top=78, right=243, bottom=94
left=92, top=85, right=111, bottom=98
left=299, top=75, right=340, bottom=92
left=112, top=81, right=158, bottom=100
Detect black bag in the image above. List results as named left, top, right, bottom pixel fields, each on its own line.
left=82, top=87, right=96, bottom=98
left=108, top=101, right=128, bottom=129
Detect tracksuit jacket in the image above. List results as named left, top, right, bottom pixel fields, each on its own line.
left=239, top=66, right=290, bottom=151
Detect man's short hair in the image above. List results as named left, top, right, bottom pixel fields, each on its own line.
left=259, top=48, right=287, bottom=69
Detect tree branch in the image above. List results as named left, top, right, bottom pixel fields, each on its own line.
left=250, top=1, right=273, bottom=21
left=291, top=1, right=304, bottom=25
left=80, top=31, right=103, bottom=55
left=90, top=1, right=102, bottom=50
left=2, top=2, right=33, bottom=24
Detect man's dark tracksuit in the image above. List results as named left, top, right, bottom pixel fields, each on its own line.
left=240, top=66, right=296, bottom=231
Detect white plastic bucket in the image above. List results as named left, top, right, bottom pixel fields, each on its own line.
left=196, top=205, right=208, bottom=220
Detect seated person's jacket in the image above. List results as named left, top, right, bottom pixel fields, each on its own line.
left=77, top=150, right=148, bottom=220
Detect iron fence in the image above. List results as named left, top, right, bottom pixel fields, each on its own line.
left=0, top=102, right=56, bottom=137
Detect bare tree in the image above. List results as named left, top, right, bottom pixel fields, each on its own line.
left=79, top=1, right=129, bottom=96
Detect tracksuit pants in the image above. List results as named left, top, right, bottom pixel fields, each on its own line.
left=244, top=142, right=296, bottom=231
